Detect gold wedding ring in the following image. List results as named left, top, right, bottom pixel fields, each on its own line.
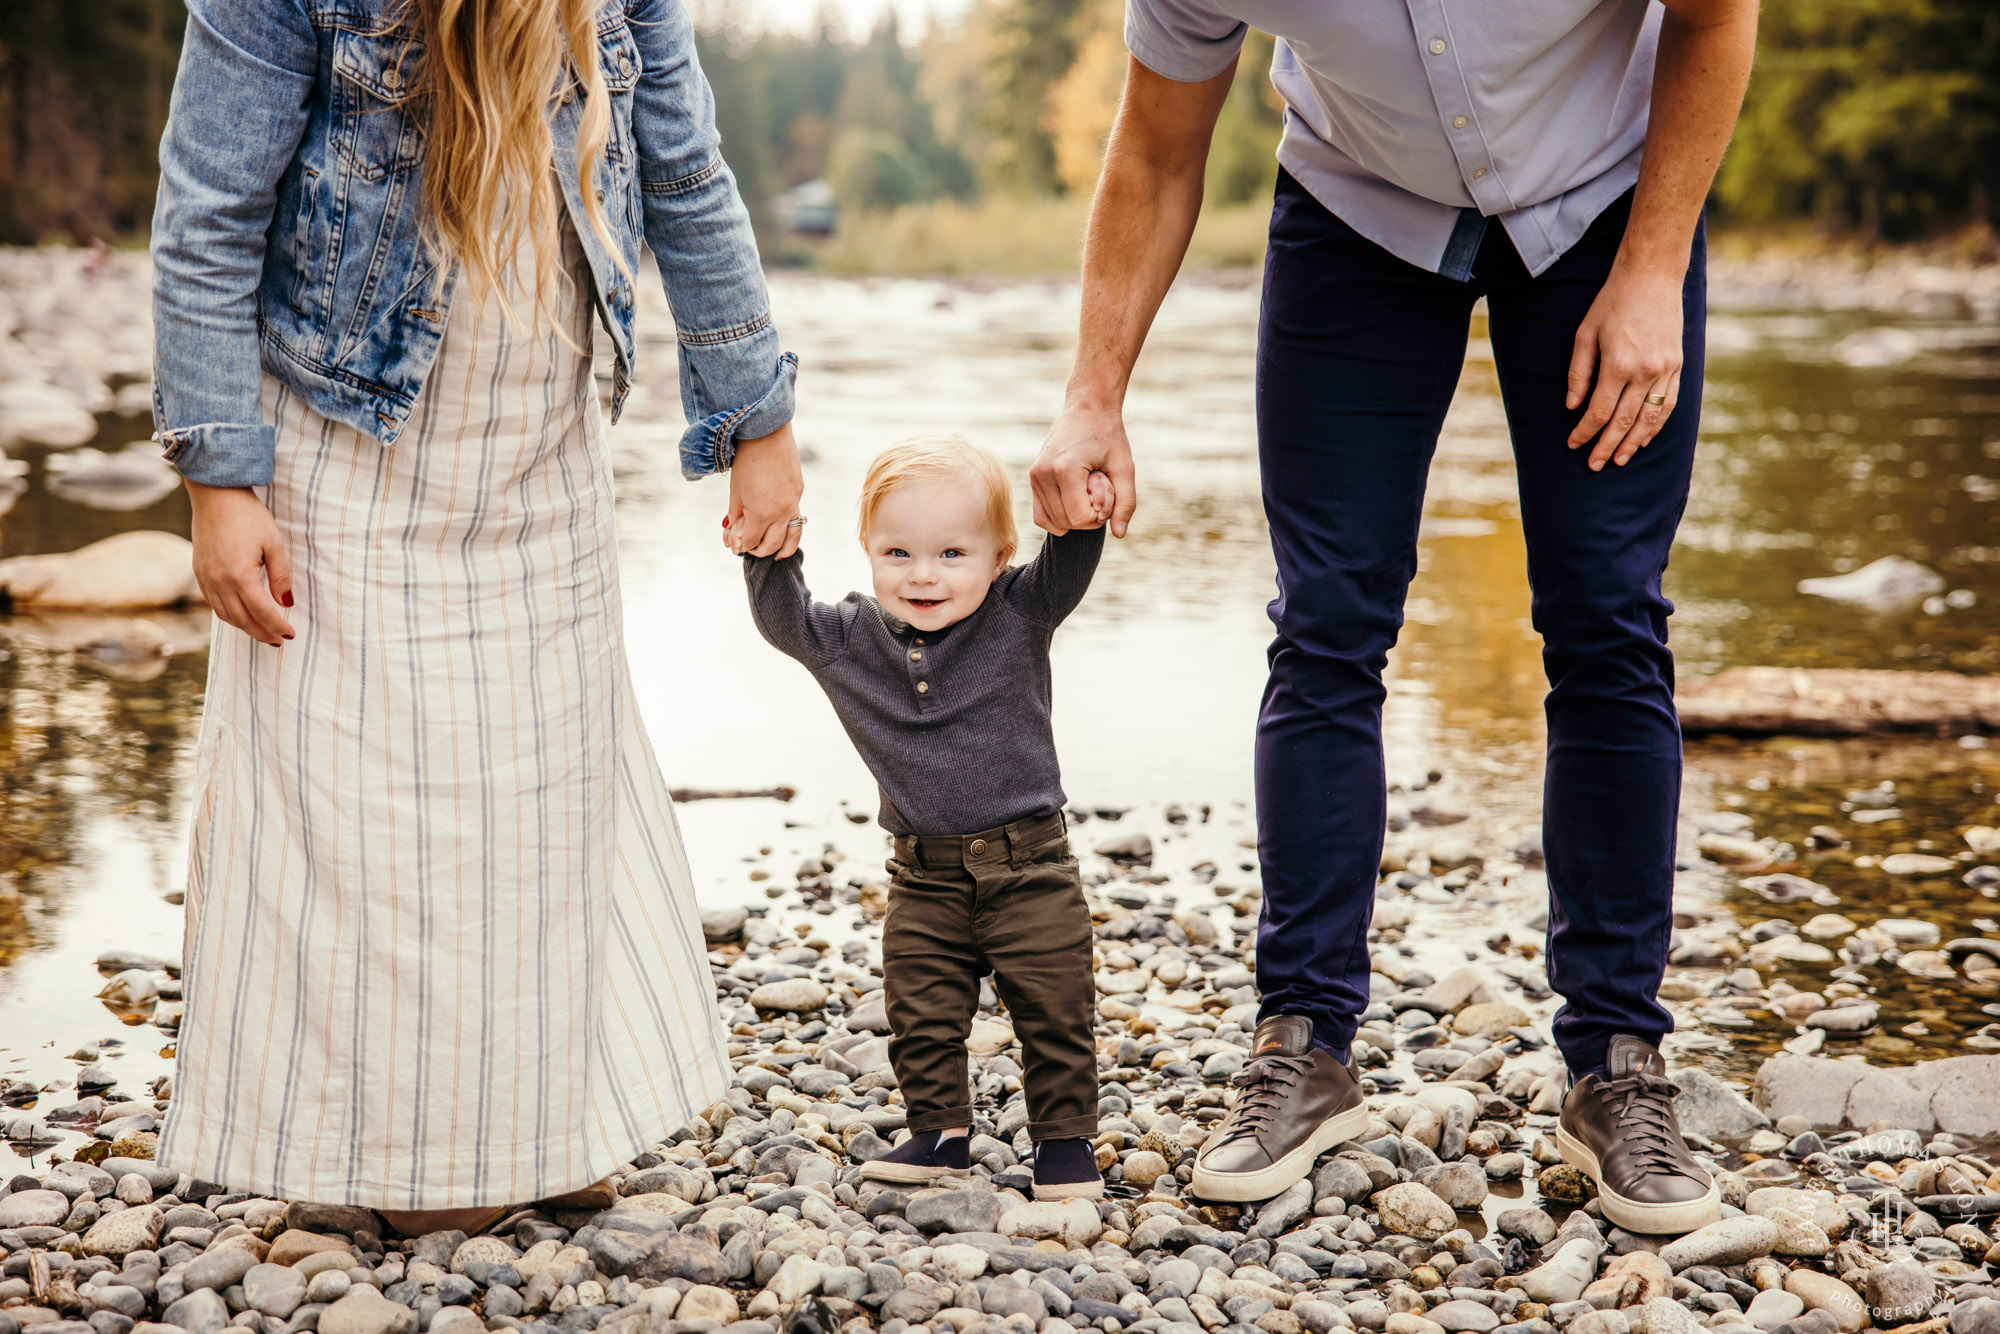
left=1644, top=393, right=1667, bottom=406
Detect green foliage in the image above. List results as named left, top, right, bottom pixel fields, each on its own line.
left=982, top=0, right=1084, bottom=195
left=1716, top=0, right=1999, bottom=234
left=829, top=129, right=923, bottom=211
left=0, top=0, right=183, bottom=243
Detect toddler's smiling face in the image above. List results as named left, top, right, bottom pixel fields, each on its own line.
left=864, top=480, right=1013, bottom=632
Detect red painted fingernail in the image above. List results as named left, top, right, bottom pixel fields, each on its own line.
left=722, top=516, right=731, bottom=528
left=282, top=592, right=294, bottom=608
left=283, top=634, right=294, bottom=641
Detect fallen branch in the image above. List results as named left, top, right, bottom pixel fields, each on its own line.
left=669, top=785, right=798, bottom=803
left=1677, top=666, right=2000, bottom=736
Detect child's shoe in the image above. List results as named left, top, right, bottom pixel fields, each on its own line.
left=1031, top=1137, right=1104, bottom=1200
left=858, top=1129, right=972, bottom=1184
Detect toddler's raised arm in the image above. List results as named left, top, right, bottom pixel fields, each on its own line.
left=743, top=552, right=853, bottom=667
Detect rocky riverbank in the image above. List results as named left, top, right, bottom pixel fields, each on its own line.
left=3, top=791, right=1998, bottom=1334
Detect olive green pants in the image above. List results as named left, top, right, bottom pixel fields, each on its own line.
left=883, top=811, right=1099, bottom=1141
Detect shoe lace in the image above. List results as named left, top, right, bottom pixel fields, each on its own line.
left=1601, top=1069, right=1688, bottom=1174
left=1216, top=1053, right=1316, bottom=1145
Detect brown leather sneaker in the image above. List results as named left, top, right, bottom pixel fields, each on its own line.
left=1557, top=1035, right=1721, bottom=1235
left=1189, top=1015, right=1371, bottom=1202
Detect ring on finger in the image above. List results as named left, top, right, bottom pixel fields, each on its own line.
left=786, top=516, right=807, bottom=528
left=1644, top=392, right=1667, bottom=407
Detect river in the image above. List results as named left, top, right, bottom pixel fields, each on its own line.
left=1, top=259, right=1996, bottom=1153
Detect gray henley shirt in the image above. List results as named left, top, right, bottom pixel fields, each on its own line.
left=743, top=527, right=1105, bottom=836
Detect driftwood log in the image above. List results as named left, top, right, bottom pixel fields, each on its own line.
left=1677, top=666, right=2000, bottom=736
left=668, top=785, right=798, bottom=803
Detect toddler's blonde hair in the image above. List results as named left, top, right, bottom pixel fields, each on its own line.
left=858, top=435, right=1018, bottom=559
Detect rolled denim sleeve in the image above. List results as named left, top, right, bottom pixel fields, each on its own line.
left=149, top=0, right=317, bottom=488
left=626, top=0, right=796, bottom=480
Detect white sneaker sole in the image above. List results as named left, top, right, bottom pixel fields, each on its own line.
left=1556, top=1125, right=1721, bottom=1235
left=1189, top=1101, right=1373, bottom=1203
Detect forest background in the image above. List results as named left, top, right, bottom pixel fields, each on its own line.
left=2, top=0, right=1996, bottom=273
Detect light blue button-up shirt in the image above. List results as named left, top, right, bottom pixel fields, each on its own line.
left=1126, top=0, right=1663, bottom=278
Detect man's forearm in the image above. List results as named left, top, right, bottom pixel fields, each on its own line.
left=1618, top=1, right=1757, bottom=278
left=1067, top=145, right=1207, bottom=410
left=1065, top=60, right=1233, bottom=412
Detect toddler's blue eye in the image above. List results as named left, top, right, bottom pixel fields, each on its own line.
left=943, top=549, right=963, bottom=559
left=887, top=548, right=908, bottom=559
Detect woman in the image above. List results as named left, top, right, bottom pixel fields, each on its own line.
left=149, top=0, right=800, bottom=1233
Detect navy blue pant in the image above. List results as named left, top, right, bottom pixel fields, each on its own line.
left=1251, top=171, right=1703, bottom=1076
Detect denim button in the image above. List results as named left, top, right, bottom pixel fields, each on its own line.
left=968, top=839, right=988, bottom=857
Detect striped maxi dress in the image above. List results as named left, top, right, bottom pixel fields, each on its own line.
left=160, top=210, right=732, bottom=1209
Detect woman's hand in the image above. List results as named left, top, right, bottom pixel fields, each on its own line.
left=725, top=423, right=805, bottom=560
left=187, top=481, right=294, bottom=645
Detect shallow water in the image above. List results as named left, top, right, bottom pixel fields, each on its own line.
left=2, top=266, right=1997, bottom=1156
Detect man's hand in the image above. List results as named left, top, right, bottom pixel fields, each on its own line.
left=725, top=422, right=805, bottom=560
left=187, top=481, right=294, bottom=645
left=1031, top=406, right=1137, bottom=537
left=1565, top=263, right=1685, bottom=471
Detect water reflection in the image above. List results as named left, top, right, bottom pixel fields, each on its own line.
left=1, top=269, right=1996, bottom=1101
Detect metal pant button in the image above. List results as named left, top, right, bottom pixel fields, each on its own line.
left=968, top=838, right=988, bottom=856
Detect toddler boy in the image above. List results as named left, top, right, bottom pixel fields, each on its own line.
left=742, top=435, right=1107, bottom=1200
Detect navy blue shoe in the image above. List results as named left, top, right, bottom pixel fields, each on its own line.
left=1032, top=1137, right=1104, bottom=1200
left=857, top=1129, right=971, bottom=1185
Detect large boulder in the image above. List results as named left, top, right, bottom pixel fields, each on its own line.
left=1752, top=1054, right=2000, bottom=1136
left=0, top=532, right=203, bottom=610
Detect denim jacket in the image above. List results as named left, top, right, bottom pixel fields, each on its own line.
left=151, top=0, right=795, bottom=488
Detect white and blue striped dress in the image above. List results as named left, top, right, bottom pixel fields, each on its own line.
left=161, top=213, right=731, bottom=1209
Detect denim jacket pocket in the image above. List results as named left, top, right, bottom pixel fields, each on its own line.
left=331, top=29, right=425, bottom=181
left=595, top=21, right=641, bottom=165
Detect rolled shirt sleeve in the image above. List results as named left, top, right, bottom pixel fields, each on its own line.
left=1124, top=0, right=1248, bottom=83
left=150, top=0, right=317, bottom=488
left=627, top=0, right=797, bottom=479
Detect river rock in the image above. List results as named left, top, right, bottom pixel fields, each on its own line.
left=242, top=1264, right=307, bottom=1319
left=1786, top=1271, right=1867, bottom=1332
left=1314, top=1158, right=1376, bottom=1206
left=1498, top=1207, right=1558, bottom=1247
left=82, top=1204, right=160, bottom=1257
left=267, top=1229, right=353, bottom=1267
left=1746, top=1291, right=1805, bottom=1331
left=0, top=532, right=203, bottom=611
left=183, top=1248, right=260, bottom=1292
left=283, top=1202, right=380, bottom=1236
left=998, top=1198, right=1101, bottom=1247
left=160, top=1289, right=229, bottom=1334
left=1430, top=1302, right=1501, bottom=1333
left=1640, top=1298, right=1703, bottom=1334
left=1798, top=556, right=1942, bottom=607
left=628, top=1233, right=727, bottom=1284
left=1951, top=1299, right=2000, bottom=1334
left=747, top=979, right=826, bottom=1012
left=1751, top=1056, right=1867, bottom=1131
left=1521, top=1240, right=1600, bottom=1304
left=0, top=1191, right=70, bottom=1229
left=1374, top=1182, right=1455, bottom=1240
left=1454, top=1002, right=1530, bottom=1039
left=1764, top=1207, right=1830, bottom=1257
left=1745, top=1188, right=1845, bottom=1239
left=319, top=1286, right=417, bottom=1334
left=1863, top=1263, right=1935, bottom=1327
left=1123, top=1150, right=1171, bottom=1187
left=1659, top=1217, right=1777, bottom=1270
left=677, top=1287, right=737, bottom=1324
left=930, top=1244, right=988, bottom=1282
left=1671, top=1068, right=1771, bottom=1142
left=906, top=1186, right=1002, bottom=1235
left=701, top=906, right=748, bottom=943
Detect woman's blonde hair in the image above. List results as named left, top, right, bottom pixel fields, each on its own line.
left=399, top=0, right=623, bottom=329
left=859, top=435, right=1018, bottom=558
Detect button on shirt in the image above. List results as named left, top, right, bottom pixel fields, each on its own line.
left=1124, top=0, right=1663, bottom=277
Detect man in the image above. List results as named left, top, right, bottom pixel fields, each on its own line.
left=1029, top=0, right=1757, bottom=1233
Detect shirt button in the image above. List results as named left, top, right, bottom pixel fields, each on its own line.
left=909, top=649, right=922, bottom=662
left=1429, top=38, right=1446, bottom=54
left=916, top=681, right=929, bottom=694
left=968, top=838, right=988, bottom=857
left=914, top=638, right=925, bottom=645
left=1452, top=115, right=1468, bottom=129
left=1473, top=167, right=1488, bottom=179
